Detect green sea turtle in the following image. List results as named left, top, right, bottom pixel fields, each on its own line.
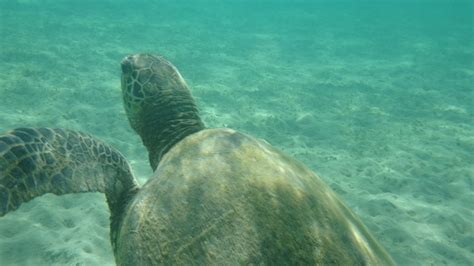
left=0, top=54, right=395, bottom=265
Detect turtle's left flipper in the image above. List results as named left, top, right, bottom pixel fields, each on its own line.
left=0, top=128, right=139, bottom=217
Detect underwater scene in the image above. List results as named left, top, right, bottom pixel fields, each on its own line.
left=0, top=0, right=472, bottom=265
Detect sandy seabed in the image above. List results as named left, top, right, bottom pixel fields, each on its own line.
left=0, top=1, right=473, bottom=265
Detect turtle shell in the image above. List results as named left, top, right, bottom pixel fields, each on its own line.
left=115, top=128, right=394, bottom=265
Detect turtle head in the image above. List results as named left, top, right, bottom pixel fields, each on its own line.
left=120, top=54, right=188, bottom=133
left=121, top=54, right=205, bottom=170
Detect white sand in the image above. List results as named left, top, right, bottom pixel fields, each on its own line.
left=0, top=1, right=473, bottom=265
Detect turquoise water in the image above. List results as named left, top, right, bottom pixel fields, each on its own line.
left=0, top=0, right=473, bottom=265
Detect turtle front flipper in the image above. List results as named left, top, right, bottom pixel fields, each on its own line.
left=0, top=127, right=139, bottom=217
left=0, top=127, right=139, bottom=219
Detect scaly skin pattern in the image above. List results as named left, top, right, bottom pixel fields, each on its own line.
left=0, top=127, right=139, bottom=251
left=121, top=54, right=204, bottom=170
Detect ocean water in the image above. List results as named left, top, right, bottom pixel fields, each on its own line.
left=0, top=0, right=472, bottom=265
